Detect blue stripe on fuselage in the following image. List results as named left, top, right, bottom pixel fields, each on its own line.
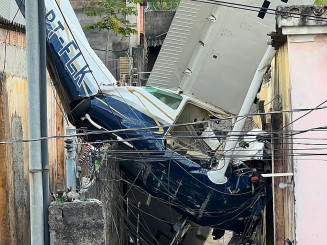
left=88, top=95, right=167, bottom=150
left=85, top=95, right=269, bottom=231
left=46, top=9, right=94, bottom=101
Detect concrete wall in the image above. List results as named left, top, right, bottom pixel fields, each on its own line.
left=144, top=11, right=175, bottom=37
left=84, top=153, right=128, bottom=245
left=48, top=200, right=104, bottom=245
left=70, top=0, right=133, bottom=64
left=274, top=7, right=327, bottom=244
left=0, top=26, right=66, bottom=244
left=259, top=31, right=327, bottom=245
left=269, top=43, right=294, bottom=245
left=288, top=35, right=327, bottom=245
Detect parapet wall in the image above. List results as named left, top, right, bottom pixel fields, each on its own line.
left=49, top=200, right=105, bottom=244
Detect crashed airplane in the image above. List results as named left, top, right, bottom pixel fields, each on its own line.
left=16, top=0, right=312, bottom=244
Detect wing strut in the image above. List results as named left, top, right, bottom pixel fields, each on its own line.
left=207, top=45, right=276, bottom=184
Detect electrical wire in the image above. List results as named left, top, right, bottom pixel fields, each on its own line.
left=281, top=99, right=327, bottom=132
left=53, top=0, right=105, bottom=92
left=214, top=100, right=327, bottom=164
left=95, top=156, right=265, bottom=214
left=1, top=105, right=327, bottom=144
left=81, top=147, right=274, bottom=243
left=2, top=124, right=327, bottom=146
left=99, top=166, right=200, bottom=213
left=191, top=0, right=327, bottom=22
left=43, top=1, right=327, bottom=167
left=129, top=188, right=165, bottom=245
left=93, top=150, right=196, bottom=211
left=49, top=81, right=70, bottom=125
left=79, top=145, right=268, bottom=242
left=100, top=164, right=266, bottom=243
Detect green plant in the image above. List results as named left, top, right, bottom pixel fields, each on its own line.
left=146, top=0, right=180, bottom=11
left=314, top=0, right=327, bottom=4
left=83, top=0, right=142, bottom=66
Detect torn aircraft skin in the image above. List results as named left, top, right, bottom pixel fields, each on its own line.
left=16, top=0, right=308, bottom=243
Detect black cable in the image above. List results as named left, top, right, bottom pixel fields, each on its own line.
left=1, top=104, right=327, bottom=144
left=281, top=99, right=327, bottom=132
left=49, top=81, right=70, bottom=125
left=99, top=165, right=198, bottom=212
left=96, top=176, right=158, bottom=245
left=2, top=124, right=327, bottom=144
left=53, top=0, right=105, bottom=93
left=192, top=0, right=327, bottom=22
left=210, top=98, right=327, bottom=167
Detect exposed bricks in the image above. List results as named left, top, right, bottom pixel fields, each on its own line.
left=0, top=15, right=26, bottom=48
left=0, top=28, right=26, bottom=48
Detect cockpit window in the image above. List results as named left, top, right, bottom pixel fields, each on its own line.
left=144, top=86, right=182, bottom=109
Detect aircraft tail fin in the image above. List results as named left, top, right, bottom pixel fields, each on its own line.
left=15, top=0, right=117, bottom=106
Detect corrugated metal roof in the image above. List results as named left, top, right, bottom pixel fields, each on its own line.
left=0, top=15, right=25, bottom=32
left=0, top=0, right=10, bottom=20
left=147, top=34, right=166, bottom=47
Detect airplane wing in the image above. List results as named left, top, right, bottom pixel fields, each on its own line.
left=147, top=0, right=313, bottom=114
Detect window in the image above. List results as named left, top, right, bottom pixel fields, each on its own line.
left=144, top=86, right=182, bottom=109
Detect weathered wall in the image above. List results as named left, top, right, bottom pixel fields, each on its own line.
left=0, top=73, right=11, bottom=245
left=252, top=43, right=294, bottom=245
left=70, top=0, right=131, bottom=63
left=144, top=11, right=175, bottom=37
left=56, top=93, right=66, bottom=190
left=132, top=45, right=148, bottom=85
left=0, top=27, right=30, bottom=245
left=84, top=154, right=128, bottom=245
left=0, top=26, right=66, bottom=244
left=270, top=43, right=294, bottom=245
left=274, top=7, right=327, bottom=244
left=48, top=200, right=105, bottom=245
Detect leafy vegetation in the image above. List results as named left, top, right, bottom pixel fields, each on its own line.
left=83, top=0, right=142, bottom=65
left=146, top=0, right=180, bottom=11
left=314, top=0, right=327, bottom=5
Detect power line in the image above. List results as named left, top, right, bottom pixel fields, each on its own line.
left=1, top=104, right=327, bottom=144
left=192, top=0, right=327, bottom=22
left=1, top=123, right=327, bottom=144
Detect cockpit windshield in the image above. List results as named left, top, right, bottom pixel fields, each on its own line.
left=144, top=86, right=182, bottom=109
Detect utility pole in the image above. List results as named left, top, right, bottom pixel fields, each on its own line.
left=26, top=0, right=47, bottom=244
left=38, top=0, right=50, bottom=244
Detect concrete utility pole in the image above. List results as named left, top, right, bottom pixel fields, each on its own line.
left=38, top=0, right=50, bottom=244
left=26, top=0, right=47, bottom=244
